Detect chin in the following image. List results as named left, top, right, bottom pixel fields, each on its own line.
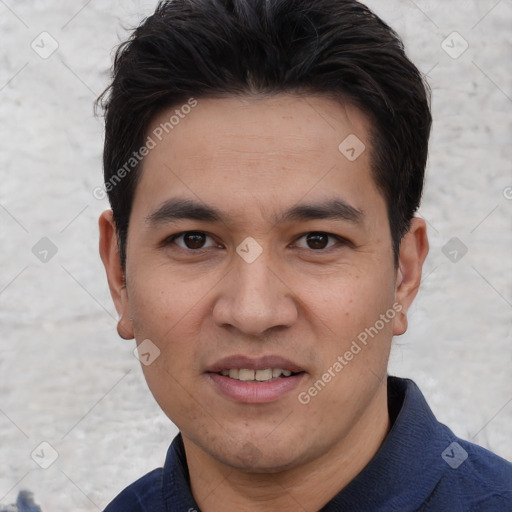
left=210, top=435, right=308, bottom=473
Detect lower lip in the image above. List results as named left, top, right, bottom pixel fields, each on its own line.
left=207, top=373, right=306, bottom=403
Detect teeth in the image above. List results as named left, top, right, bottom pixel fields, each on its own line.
left=238, top=369, right=255, bottom=381
left=255, top=368, right=273, bottom=381
left=219, top=368, right=295, bottom=381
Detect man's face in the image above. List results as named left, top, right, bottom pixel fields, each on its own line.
left=104, top=95, right=408, bottom=471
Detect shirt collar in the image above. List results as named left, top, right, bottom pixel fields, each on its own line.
left=320, top=376, right=451, bottom=510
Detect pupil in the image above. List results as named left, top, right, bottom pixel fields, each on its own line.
left=307, top=232, right=328, bottom=249
left=185, top=232, right=205, bottom=249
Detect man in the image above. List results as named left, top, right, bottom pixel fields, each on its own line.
left=97, top=0, right=512, bottom=510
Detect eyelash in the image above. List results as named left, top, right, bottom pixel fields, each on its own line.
left=162, top=231, right=350, bottom=253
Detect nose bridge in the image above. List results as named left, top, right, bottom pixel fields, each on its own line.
left=214, top=249, right=297, bottom=336
left=237, top=255, right=274, bottom=306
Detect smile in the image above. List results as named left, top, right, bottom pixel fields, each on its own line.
left=218, top=368, right=298, bottom=381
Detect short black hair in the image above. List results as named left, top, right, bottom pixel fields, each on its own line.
left=97, top=0, right=431, bottom=269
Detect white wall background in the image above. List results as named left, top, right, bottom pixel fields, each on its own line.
left=0, top=1, right=510, bottom=510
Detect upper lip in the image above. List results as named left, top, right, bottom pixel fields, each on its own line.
left=206, top=355, right=305, bottom=373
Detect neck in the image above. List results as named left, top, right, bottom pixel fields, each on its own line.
left=184, top=383, right=390, bottom=511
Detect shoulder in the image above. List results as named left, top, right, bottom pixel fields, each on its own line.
left=460, top=439, right=512, bottom=484
left=103, top=468, right=165, bottom=512
left=424, top=438, right=512, bottom=511
left=459, top=439, right=512, bottom=496
left=389, top=377, right=512, bottom=510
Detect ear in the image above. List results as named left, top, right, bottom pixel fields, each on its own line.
left=99, top=210, right=134, bottom=340
left=393, top=217, right=429, bottom=336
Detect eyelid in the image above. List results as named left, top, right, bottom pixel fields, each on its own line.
left=162, top=231, right=220, bottom=250
left=294, top=231, right=354, bottom=250
left=161, top=230, right=351, bottom=252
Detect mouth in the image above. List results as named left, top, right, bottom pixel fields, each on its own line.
left=214, top=368, right=304, bottom=382
left=206, top=355, right=307, bottom=403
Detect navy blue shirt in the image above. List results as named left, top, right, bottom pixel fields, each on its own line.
left=103, top=377, right=512, bottom=511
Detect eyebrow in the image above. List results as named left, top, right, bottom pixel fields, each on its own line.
left=275, top=198, right=364, bottom=225
left=146, top=197, right=364, bottom=227
left=147, top=198, right=223, bottom=225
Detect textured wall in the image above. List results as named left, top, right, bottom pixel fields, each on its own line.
left=0, top=1, right=510, bottom=510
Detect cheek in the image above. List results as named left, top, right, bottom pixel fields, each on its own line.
left=130, top=274, right=208, bottom=423
left=129, top=264, right=205, bottom=334
left=301, top=267, right=396, bottom=338
left=127, top=273, right=210, bottom=397
left=141, top=362, right=204, bottom=430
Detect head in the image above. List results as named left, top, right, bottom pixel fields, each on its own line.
left=98, top=0, right=430, bottom=474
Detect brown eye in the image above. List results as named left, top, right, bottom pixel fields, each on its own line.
left=182, top=231, right=207, bottom=249
left=305, top=232, right=330, bottom=249
left=167, top=231, right=217, bottom=251
left=294, top=232, right=347, bottom=252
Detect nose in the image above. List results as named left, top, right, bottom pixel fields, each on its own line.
left=212, top=252, right=298, bottom=337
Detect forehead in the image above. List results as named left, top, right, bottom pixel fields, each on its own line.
left=133, top=94, right=382, bottom=221
left=147, top=93, right=371, bottom=161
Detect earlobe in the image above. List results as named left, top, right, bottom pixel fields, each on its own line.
left=393, top=217, right=429, bottom=336
left=117, top=314, right=134, bottom=340
left=99, top=210, right=135, bottom=340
